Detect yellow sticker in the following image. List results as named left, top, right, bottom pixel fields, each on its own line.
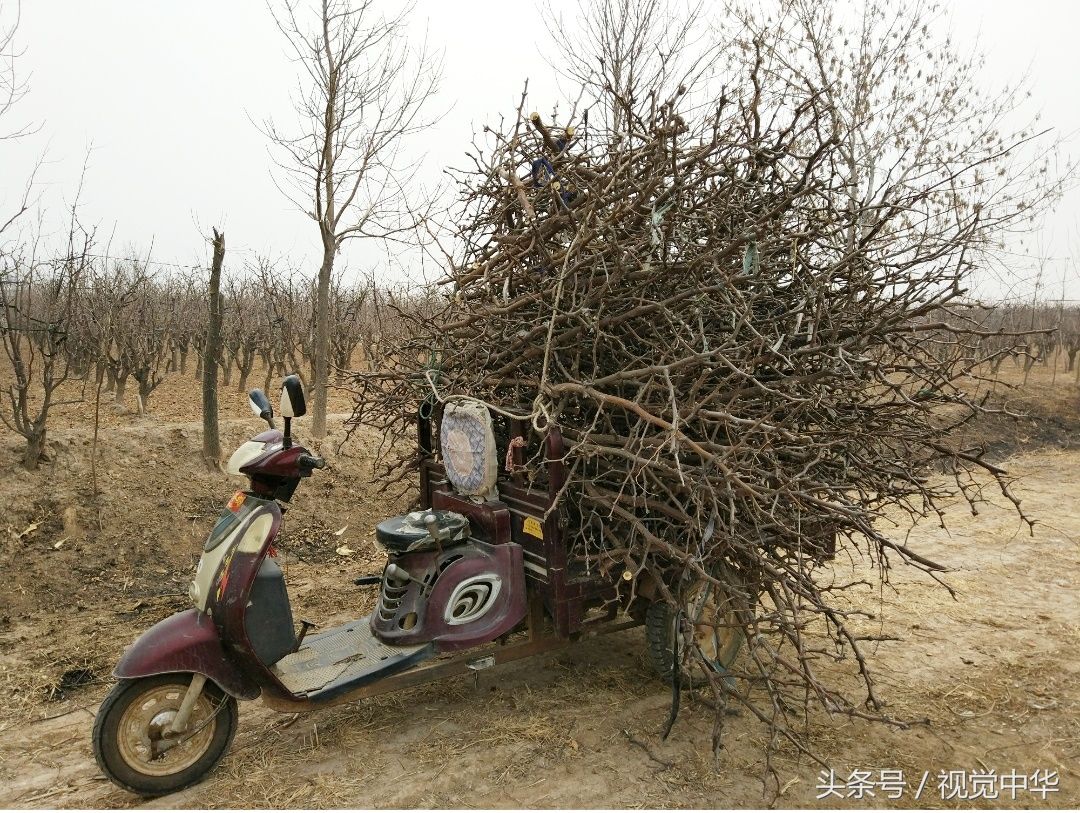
left=523, top=516, right=544, bottom=540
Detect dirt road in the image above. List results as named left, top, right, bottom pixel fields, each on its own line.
left=1, top=431, right=1077, bottom=808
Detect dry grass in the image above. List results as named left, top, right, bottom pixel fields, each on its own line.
left=0, top=362, right=1077, bottom=808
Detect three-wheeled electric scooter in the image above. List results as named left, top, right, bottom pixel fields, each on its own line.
left=92, top=376, right=746, bottom=796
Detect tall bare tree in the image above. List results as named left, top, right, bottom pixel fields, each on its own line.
left=202, top=230, right=225, bottom=469
left=263, top=0, right=441, bottom=439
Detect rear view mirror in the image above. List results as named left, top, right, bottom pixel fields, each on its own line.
left=280, top=374, right=307, bottom=418
left=248, top=389, right=274, bottom=426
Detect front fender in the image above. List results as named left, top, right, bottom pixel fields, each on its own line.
left=114, top=608, right=260, bottom=700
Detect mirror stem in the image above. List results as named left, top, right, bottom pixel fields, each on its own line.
left=283, top=417, right=292, bottom=449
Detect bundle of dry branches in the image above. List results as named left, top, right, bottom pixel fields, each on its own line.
left=345, top=0, right=1067, bottom=781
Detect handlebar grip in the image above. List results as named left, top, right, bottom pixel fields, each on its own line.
left=298, top=454, right=326, bottom=470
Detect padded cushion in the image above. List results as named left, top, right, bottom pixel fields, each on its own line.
left=375, top=510, right=470, bottom=552
left=440, top=399, right=499, bottom=499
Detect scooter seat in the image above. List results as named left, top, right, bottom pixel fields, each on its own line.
left=375, top=510, right=470, bottom=552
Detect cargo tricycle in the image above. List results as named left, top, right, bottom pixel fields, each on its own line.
left=92, top=376, right=742, bottom=795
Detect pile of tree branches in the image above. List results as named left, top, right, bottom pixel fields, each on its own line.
left=345, top=0, right=1066, bottom=780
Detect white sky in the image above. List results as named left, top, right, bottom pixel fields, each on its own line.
left=2, top=0, right=1078, bottom=300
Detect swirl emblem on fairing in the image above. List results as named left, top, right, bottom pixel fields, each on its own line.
left=444, top=574, right=503, bottom=626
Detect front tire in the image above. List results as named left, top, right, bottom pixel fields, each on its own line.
left=93, top=673, right=238, bottom=796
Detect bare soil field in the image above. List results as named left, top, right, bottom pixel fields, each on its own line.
left=0, top=363, right=1078, bottom=808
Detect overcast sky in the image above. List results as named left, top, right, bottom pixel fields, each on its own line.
left=2, top=0, right=1078, bottom=300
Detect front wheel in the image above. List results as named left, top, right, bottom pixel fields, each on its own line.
left=92, top=673, right=238, bottom=796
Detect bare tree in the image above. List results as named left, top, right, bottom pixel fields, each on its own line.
left=0, top=209, right=91, bottom=468
left=82, top=257, right=148, bottom=410
left=115, top=264, right=179, bottom=415
left=263, top=0, right=441, bottom=439
left=222, top=275, right=263, bottom=393
left=253, top=256, right=314, bottom=387
left=0, top=46, right=87, bottom=471
left=329, top=269, right=370, bottom=370
left=543, top=0, right=717, bottom=139
left=165, top=277, right=202, bottom=376
left=202, top=230, right=225, bottom=469
left=0, top=0, right=36, bottom=143
left=0, top=0, right=39, bottom=244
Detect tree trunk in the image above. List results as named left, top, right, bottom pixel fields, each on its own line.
left=202, top=229, right=225, bottom=469
left=180, top=349, right=189, bottom=375
left=311, top=241, right=334, bottom=439
left=114, top=374, right=128, bottom=407
left=262, top=358, right=274, bottom=396
left=222, top=352, right=234, bottom=387
left=237, top=352, right=254, bottom=393
left=23, top=426, right=45, bottom=470
left=137, top=377, right=153, bottom=415
left=1022, top=351, right=1036, bottom=386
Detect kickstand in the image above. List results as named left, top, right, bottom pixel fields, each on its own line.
left=293, top=619, right=318, bottom=652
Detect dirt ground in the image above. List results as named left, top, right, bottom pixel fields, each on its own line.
left=0, top=362, right=1078, bottom=808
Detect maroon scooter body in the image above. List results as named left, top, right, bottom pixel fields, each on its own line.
left=203, top=500, right=299, bottom=698
left=239, top=429, right=309, bottom=479
left=113, top=495, right=288, bottom=699
left=112, top=432, right=315, bottom=699
left=113, top=609, right=261, bottom=699
left=371, top=540, right=526, bottom=652
left=111, top=408, right=531, bottom=706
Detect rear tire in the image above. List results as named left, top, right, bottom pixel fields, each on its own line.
left=93, top=673, right=238, bottom=797
left=645, top=575, right=744, bottom=687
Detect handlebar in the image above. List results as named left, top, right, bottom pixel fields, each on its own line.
left=298, top=454, right=326, bottom=471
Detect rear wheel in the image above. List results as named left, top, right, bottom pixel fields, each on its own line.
left=646, top=573, right=744, bottom=687
left=92, top=673, right=238, bottom=796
